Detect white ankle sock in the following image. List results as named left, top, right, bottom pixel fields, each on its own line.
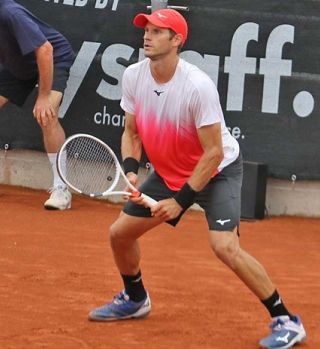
left=47, top=152, right=67, bottom=188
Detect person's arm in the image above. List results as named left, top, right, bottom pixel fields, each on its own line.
left=121, top=112, right=142, bottom=190
left=150, top=123, right=224, bottom=220
left=121, top=112, right=142, bottom=162
left=33, top=41, right=55, bottom=126
left=186, top=123, right=223, bottom=191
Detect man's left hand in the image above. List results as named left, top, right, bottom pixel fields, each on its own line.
left=33, top=95, right=56, bottom=127
left=150, top=198, right=183, bottom=221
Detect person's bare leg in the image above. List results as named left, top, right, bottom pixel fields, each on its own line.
left=209, top=228, right=275, bottom=300
left=209, top=223, right=306, bottom=347
left=88, top=213, right=162, bottom=321
left=41, top=90, right=71, bottom=210
left=40, top=90, right=65, bottom=153
left=109, top=212, right=164, bottom=275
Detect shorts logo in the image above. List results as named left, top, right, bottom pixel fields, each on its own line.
left=216, top=219, right=231, bottom=226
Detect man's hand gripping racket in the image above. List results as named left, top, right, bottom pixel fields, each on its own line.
left=56, top=133, right=157, bottom=207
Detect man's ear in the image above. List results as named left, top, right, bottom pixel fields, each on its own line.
left=173, top=33, right=183, bottom=47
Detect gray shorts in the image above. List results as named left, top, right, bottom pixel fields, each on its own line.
left=123, top=153, right=243, bottom=231
left=0, top=67, right=70, bottom=107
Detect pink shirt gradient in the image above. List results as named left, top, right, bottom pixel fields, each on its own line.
left=121, top=58, right=239, bottom=191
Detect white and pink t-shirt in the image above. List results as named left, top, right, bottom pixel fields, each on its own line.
left=120, top=58, right=239, bottom=191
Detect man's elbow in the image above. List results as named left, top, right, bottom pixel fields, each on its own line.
left=216, top=150, right=224, bottom=165
left=210, top=147, right=224, bottom=166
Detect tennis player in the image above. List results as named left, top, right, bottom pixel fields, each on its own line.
left=0, top=0, right=74, bottom=209
left=88, top=8, right=306, bottom=349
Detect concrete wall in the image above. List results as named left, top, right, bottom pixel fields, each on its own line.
left=1, top=149, right=319, bottom=218
left=266, top=178, right=320, bottom=218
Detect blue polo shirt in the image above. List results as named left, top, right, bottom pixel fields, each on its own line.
left=0, top=0, right=74, bottom=79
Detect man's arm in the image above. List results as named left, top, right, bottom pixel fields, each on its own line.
left=121, top=112, right=142, bottom=162
left=151, top=123, right=224, bottom=220
left=187, top=123, right=223, bottom=191
left=35, top=41, right=53, bottom=97
left=121, top=112, right=142, bottom=188
left=33, top=41, right=55, bottom=126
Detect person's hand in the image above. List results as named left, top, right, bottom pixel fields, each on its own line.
left=150, top=198, right=183, bottom=221
left=33, top=95, right=55, bottom=127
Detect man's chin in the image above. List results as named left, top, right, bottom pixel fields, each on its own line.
left=144, top=52, right=159, bottom=61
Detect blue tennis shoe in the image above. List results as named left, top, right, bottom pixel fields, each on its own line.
left=259, top=315, right=306, bottom=349
left=88, top=290, right=151, bottom=321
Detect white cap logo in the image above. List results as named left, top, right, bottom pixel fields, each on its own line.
left=157, top=12, right=167, bottom=19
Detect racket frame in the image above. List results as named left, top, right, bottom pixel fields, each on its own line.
left=57, top=133, right=157, bottom=206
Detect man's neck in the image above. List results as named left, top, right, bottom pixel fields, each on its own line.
left=150, top=56, right=179, bottom=84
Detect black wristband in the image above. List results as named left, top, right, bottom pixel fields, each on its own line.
left=123, top=157, right=139, bottom=175
left=174, top=183, right=197, bottom=210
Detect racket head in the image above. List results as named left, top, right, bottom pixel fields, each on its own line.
left=57, top=134, right=122, bottom=197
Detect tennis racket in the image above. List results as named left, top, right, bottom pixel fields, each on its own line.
left=56, top=133, right=157, bottom=207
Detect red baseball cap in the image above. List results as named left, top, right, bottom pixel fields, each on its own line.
left=133, top=9, right=188, bottom=46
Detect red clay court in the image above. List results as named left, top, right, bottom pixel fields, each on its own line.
left=0, top=184, right=319, bottom=349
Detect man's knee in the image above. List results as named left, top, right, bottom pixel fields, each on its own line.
left=0, top=95, right=9, bottom=108
left=109, top=222, right=128, bottom=249
left=39, top=115, right=60, bottom=131
left=210, top=231, right=240, bottom=269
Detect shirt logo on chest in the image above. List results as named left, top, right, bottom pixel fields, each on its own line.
left=154, top=90, right=165, bottom=96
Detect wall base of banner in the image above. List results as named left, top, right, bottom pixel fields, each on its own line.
left=1, top=149, right=319, bottom=218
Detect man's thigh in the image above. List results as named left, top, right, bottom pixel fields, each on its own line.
left=50, top=90, right=63, bottom=114
left=196, top=154, right=243, bottom=232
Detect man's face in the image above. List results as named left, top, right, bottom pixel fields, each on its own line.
left=143, top=23, right=177, bottom=60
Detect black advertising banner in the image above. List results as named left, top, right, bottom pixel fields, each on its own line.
left=0, top=0, right=319, bottom=179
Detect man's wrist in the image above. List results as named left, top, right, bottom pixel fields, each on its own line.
left=123, top=157, right=139, bottom=175
left=174, top=182, right=197, bottom=210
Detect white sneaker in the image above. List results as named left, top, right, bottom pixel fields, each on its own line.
left=44, top=186, right=72, bottom=210
left=259, top=315, right=306, bottom=349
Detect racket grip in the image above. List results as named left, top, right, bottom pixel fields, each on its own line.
left=140, top=193, right=158, bottom=207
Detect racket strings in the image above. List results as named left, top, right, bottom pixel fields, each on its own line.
left=64, top=137, right=119, bottom=195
